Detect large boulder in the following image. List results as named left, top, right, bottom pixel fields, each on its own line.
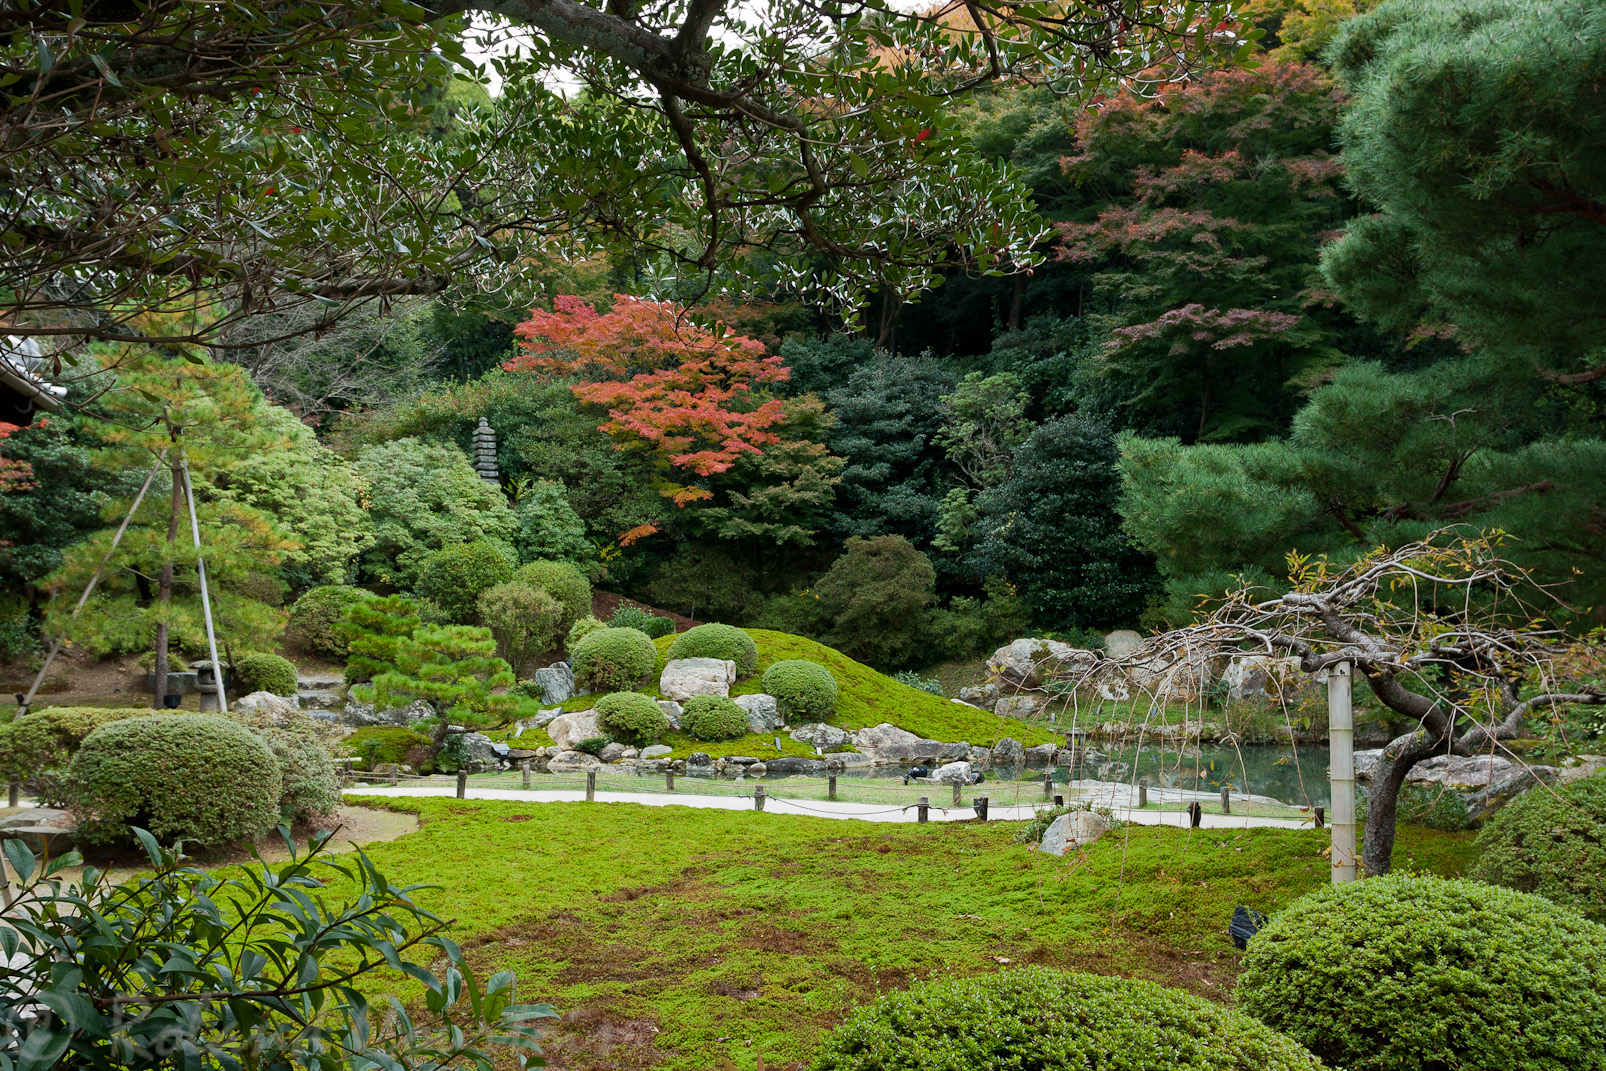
left=657, top=700, right=684, bottom=730
left=1103, top=630, right=1143, bottom=660
left=852, top=723, right=966, bottom=762
left=640, top=744, right=673, bottom=759
left=992, top=737, right=1026, bottom=768
left=533, top=662, right=578, bottom=705
left=958, top=681, right=1001, bottom=708
left=457, top=732, right=500, bottom=770
left=1354, top=751, right=1559, bottom=825
left=995, top=695, right=1045, bottom=720
left=765, top=756, right=829, bottom=775
left=1037, top=810, right=1109, bottom=855
left=516, top=708, right=563, bottom=734
left=598, top=741, right=627, bottom=763
left=1025, top=743, right=1058, bottom=767
left=234, top=691, right=301, bottom=723
left=1223, top=655, right=1316, bottom=704
left=735, top=693, right=782, bottom=734
left=931, top=760, right=973, bottom=785
left=340, top=698, right=434, bottom=728
left=790, top=722, right=849, bottom=751
left=547, top=750, right=603, bottom=773
left=659, top=658, right=737, bottom=702
left=988, top=639, right=1098, bottom=689
left=1127, top=650, right=1219, bottom=702
left=0, top=808, right=76, bottom=854
left=546, top=708, right=603, bottom=752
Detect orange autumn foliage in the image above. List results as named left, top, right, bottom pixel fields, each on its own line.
left=506, top=295, right=792, bottom=506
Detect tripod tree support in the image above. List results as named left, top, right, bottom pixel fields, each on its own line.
left=180, top=457, right=227, bottom=713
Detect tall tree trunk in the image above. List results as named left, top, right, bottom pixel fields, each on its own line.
left=1359, top=727, right=1442, bottom=876
left=1007, top=273, right=1026, bottom=331
left=151, top=461, right=185, bottom=708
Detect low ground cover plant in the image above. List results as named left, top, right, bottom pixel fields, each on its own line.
left=668, top=622, right=759, bottom=677
left=764, top=659, right=839, bottom=720
left=69, top=714, right=284, bottom=848
left=1471, top=771, right=1606, bottom=920
left=1236, top=872, right=1606, bottom=1071
left=595, top=691, right=671, bottom=747
left=571, top=625, right=657, bottom=691
left=681, top=695, right=750, bottom=741
left=812, top=966, right=1321, bottom=1071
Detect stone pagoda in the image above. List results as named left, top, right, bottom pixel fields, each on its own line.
left=472, top=417, right=499, bottom=484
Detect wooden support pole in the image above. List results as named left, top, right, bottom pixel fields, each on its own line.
left=666, top=770, right=676, bottom=791
left=1314, top=806, right=1325, bottom=829
left=1220, top=786, right=1231, bottom=815
left=828, top=775, right=837, bottom=801
left=456, top=769, right=467, bottom=799
left=521, top=761, right=531, bottom=789
left=1327, top=661, right=1358, bottom=883
left=1042, top=771, right=1053, bottom=800
left=917, top=796, right=929, bottom=823
left=1138, top=778, right=1148, bottom=808
left=952, top=781, right=962, bottom=806
left=1187, top=802, right=1202, bottom=827
left=7, top=777, right=17, bottom=808
left=586, top=769, right=596, bottom=802
left=975, top=796, right=988, bottom=822
left=754, top=785, right=766, bottom=812
left=389, top=767, right=398, bottom=787
left=1054, top=794, right=1063, bottom=807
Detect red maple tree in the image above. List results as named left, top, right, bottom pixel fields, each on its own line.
left=0, top=422, right=35, bottom=494
left=507, top=295, right=792, bottom=505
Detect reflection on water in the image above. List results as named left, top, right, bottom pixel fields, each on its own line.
left=1075, top=743, right=1331, bottom=807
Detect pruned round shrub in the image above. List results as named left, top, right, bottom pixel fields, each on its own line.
left=812, top=966, right=1321, bottom=1071
left=233, top=652, right=298, bottom=697
left=415, top=540, right=515, bottom=623
left=566, top=615, right=605, bottom=652
left=286, top=585, right=372, bottom=658
left=1472, top=772, right=1606, bottom=920
left=594, top=691, right=670, bottom=747
left=570, top=626, right=657, bottom=692
left=0, top=706, right=166, bottom=806
left=69, top=715, right=284, bottom=848
left=1236, top=872, right=1606, bottom=1071
left=763, top=660, right=837, bottom=720
left=667, top=623, right=758, bottom=679
left=515, top=559, right=592, bottom=628
left=681, top=695, right=749, bottom=742
left=258, top=727, right=341, bottom=824
left=478, top=581, right=564, bottom=676
left=609, top=605, right=675, bottom=639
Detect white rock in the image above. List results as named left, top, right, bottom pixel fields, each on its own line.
left=994, top=695, right=1044, bottom=720
left=988, top=639, right=1098, bottom=689
left=789, top=722, right=848, bottom=750
left=657, top=700, right=684, bottom=729
left=1223, top=655, right=1312, bottom=704
left=852, top=723, right=923, bottom=751
left=546, top=708, right=602, bottom=752
left=1037, top=810, right=1109, bottom=856
left=736, top=693, right=782, bottom=733
left=640, top=744, right=673, bottom=759
left=659, top=658, right=737, bottom=702
left=1103, top=630, right=1143, bottom=660
left=533, top=662, right=576, bottom=704
left=233, top=691, right=300, bottom=722
left=931, top=761, right=972, bottom=785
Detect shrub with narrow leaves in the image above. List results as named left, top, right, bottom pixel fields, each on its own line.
left=763, top=660, right=837, bottom=720
left=594, top=691, right=670, bottom=747
left=570, top=626, right=657, bottom=692
left=1236, top=872, right=1606, bottom=1071
left=667, top=623, right=758, bottom=678
left=610, top=605, right=675, bottom=638
left=415, top=540, right=515, bottom=623
left=812, top=966, right=1322, bottom=1071
left=515, top=559, right=592, bottom=628
left=1471, top=771, right=1606, bottom=921
left=681, top=695, right=749, bottom=741
left=286, top=584, right=372, bottom=658
left=233, top=652, right=298, bottom=697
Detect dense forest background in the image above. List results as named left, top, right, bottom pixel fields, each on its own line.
left=3, top=0, right=1601, bottom=674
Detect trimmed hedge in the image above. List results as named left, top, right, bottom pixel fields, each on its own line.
left=610, top=605, right=675, bottom=639
left=594, top=692, right=671, bottom=747
left=1471, top=772, right=1606, bottom=920
left=415, top=540, right=515, bottom=622
left=812, top=966, right=1322, bottom=1071
left=286, top=585, right=372, bottom=658
left=571, top=626, right=657, bottom=692
left=763, top=660, right=838, bottom=720
left=259, top=727, right=341, bottom=823
left=69, top=715, right=284, bottom=848
left=681, top=695, right=749, bottom=742
left=234, top=652, right=298, bottom=697
left=667, top=623, right=758, bottom=678
left=515, top=559, right=592, bottom=628
left=0, top=707, right=172, bottom=804
left=1236, top=872, right=1606, bottom=1071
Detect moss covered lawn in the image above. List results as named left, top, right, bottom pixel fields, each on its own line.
left=336, top=795, right=1476, bottom=1071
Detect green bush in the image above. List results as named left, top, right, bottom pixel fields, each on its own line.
left=233, top=652, right=298, bottom=697
left=258, top=727, right=341, bottom=823
left=893, top=671, right=943, bottom=696
left=610, top=605, right=674, bottom=639
left=1236, top=872, right=1606, bottom=1071
left=594, top=691, right=671, bottom=747
left=763, top=660, right=838, bottom=720
left=812, top=535, right=936, bottom=668
left=478, top=581, right=564, bottom=676
left=515, top=559, right=592, bottom=629
left=667, top=623, right=759, bottom=678
left=1355, top=780, right=1475, bottom=832
left=415, top=540, right=515, bottom=623
left=570, top=626, right=657, bottom=692
left=812, top=966, right=1322, bottom=1071
left=566, top=615, right=605, bottom=652
left=574, top=735, right=613, bottom=756
left=514, top=479, right=591, bottom=566
left=338, top=726, right=432, bottom=769
left=0, top=706, right=168, bottom=805
left=1471, top=772, right=1606, bottom=920
left=681, top=695, right=750, bottom=741
left=285, top=585, right=372, bottom=658
left=69, top=715, right=284, bottom=848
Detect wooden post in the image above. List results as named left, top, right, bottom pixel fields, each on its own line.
left=0, top=851, right=11, bottom=910
left=456, top=769, right=467, bottom=799
left=389, top=767, right=398, bottom=787
left=586, top=769, right=596, bottom=802
left=952, top=781, right=962, bottom=806
left=1053, top=794, right=1063, bottom=807
left=666, top=770, right=676, bottom=791
left=521, top=761, right=531, bottom=789
left=1042, top=772, right=1052, bottom=800
left=1220, top=786, right=1231, bottom=815
left=1327, top=661, right=1358, bottom=883
left=917, top=796, right=929, bottom=823
left=1314, top=806, right=1325, bottom=829
left=975, top=796, right=988, bottom=822
left=754, top=785, right=766, bottom=812
left=8, top=777, right=17, bottom=808
left=828, top=775, right=837, bottom=801
left=1187, top=802, right=1202, bottom=827
left=1138, top=778, right=1148, bottom=808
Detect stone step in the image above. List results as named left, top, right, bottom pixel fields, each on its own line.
left=297, top=675, right=343, bottom=690
left=298, top=690, right=345, bottom=711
